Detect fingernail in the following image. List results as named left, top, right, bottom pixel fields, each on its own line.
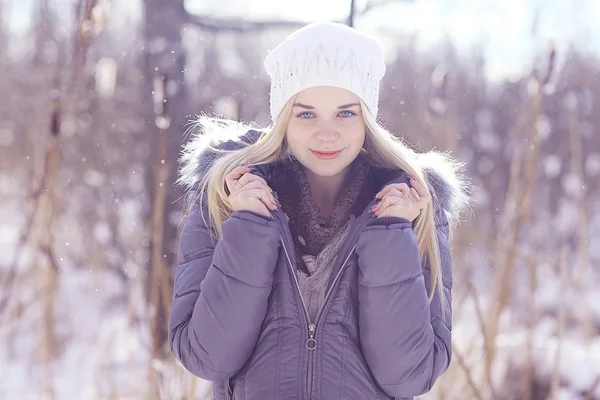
left=275, top=199, right=281, bottom=207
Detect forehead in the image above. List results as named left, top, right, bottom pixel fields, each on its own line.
left=295, top=86, right=360, bottom=106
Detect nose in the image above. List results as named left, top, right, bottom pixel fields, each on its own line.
left=314, top=127, right=340, bottom=144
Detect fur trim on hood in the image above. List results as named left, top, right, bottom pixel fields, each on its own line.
left=178, top=116, right=471, bottom=233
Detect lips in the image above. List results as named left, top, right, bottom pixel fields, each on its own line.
left=311, top=149, right=343, bottom=160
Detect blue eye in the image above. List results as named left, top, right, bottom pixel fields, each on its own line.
left=339, top=110, right=356, bottom=118
left=298, top=112, right=314, bottom=119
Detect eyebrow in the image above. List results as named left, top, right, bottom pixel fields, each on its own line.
left=293, top=102, right=360, bottom=109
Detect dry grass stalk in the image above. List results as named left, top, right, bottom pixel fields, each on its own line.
left=189, top=374, right=198, bottom=399
left=519, top=82, right=544, bottom=226
left=484, top=135, right=523, bottom=393
left=0, top=142, right=54, bottom=322
left=513, top=76, right=544, bottom=399
left=40, top=122, right=61, bottom=400
left=1, top=87, right=64, bottom=329
left=519, top=56, right=558, bottom=400
left=485, top=65, right=547, bottom=395
left=128, top=278, right=141, bottom=391
left=148, top=74, right=174, bottom=399
left=520, top=246, right=539, bottom=400
left=451, top=344, right=485, bottom=400
left=549, top=246, right=569, bottom=399
left=585, top=375, right=600, bottom=400
left=466, top=280, right=498, bottom=399
left=41, top=252, right=58, bottom=400
left=567, top=90, right=594, bottom=341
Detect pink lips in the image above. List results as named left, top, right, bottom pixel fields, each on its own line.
left=311, top=149, right=343, bottom=160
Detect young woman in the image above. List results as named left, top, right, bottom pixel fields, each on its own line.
left=169, top=21, right=469, bottom=400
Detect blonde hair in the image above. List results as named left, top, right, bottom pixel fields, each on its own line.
left=196, top=96, right=444, bottom=303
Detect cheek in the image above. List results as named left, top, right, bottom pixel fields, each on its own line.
left=284, top=128, right=305, bottom=153
left=345, top=123, right=366, bottom=148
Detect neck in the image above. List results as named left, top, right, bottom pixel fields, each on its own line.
left=305, top=167, right=351, bottom=218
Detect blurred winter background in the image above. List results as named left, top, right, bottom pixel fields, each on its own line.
left=1, top=0, right=599, bottom=399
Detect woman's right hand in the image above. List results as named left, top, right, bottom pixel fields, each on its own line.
left=225, top=166, right=279, bottom=217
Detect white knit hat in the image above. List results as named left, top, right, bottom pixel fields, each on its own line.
left=264, top=21, right=386, bottom=122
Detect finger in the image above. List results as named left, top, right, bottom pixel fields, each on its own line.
left=227, top=172, right=271, bottom=196
left=242, top=188, right=278, bottom=210
left=373, top=196, right=410, bottom=216
left=386, top=188, right=417, bottom=203
left=236, top=181, right=277, bottom=205
left=259, top=189, right=279, bottom=210
left=377, top=194, right=404, bottom=210
left=226, top=166, right=253, bottom=181
left=410, top=187, right=420, bottom=201
left=376, top=184, right=408, bottom=199
left=409, top=181, right=432, bottom=210
left=234, top=188, right=275, bottom=210
left=411, top=188, right=427, bottom=208
left=225, top=166, right=252, bottom=193
left=237, top=172, right=270, bottom=190
left=409, top=177, right=430, bottom=200
left=376, top=183, right=410, bottom=199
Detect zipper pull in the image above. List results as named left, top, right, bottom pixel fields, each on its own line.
left=306, top=323, right=317, bottom=350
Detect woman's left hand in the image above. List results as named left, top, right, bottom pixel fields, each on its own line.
left=371, top=176, right=431, bottom=221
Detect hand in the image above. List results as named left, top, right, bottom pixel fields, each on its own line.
left=225, top=166, right=279, bottom=218
left=371, top=176, right=431, bottom=221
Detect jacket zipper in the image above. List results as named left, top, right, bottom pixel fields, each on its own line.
left=275, top=201, right=374, bottom=400
left=307, top=323, right=316, bottom=399
left=279, top=234, right=314, bottom=398
left=312, top=244, right=358, bottom=326
left=280, top=235, right=360, bottom=400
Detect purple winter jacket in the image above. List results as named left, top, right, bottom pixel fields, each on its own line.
left=168, top=128, right=468, bottom=400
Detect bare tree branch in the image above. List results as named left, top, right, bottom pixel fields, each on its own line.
left=184, top=14, right=305, bottom=32
left=184, top=0, right=408, bottom=33
left=359, top=0, right=402, bottom=16
left=348, top=0, right=357, bottom=27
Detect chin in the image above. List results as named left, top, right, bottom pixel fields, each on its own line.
left=304, top=158, right=353, bottom=178
left=308, top=166, right=347, bottom=178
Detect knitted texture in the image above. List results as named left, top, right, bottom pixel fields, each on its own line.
left=269, top=154, right=372, bottom=271
left=264, top=21, right=386, bottom=121
left=298, top=216, right=353, bottom=322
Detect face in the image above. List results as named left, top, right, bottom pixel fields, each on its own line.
left=285, top=86, right=366, bottom=179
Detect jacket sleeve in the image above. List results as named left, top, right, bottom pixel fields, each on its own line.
left=168, top=202, right=281, bottom=381
left=356, top=204, right=453, bottom=398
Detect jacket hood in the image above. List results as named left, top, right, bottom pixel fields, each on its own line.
left=178, top=116, right=471, bottom=233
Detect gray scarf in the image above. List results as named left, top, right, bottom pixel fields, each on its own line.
left=269, top=155, right=370, bottom=322
left=297, top=216, right=354, bottom=322
left=270, top=154, right=370, bottom=268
